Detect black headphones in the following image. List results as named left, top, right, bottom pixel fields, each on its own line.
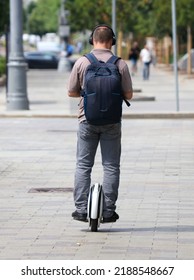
left=89, top=24, right=116, bottom=46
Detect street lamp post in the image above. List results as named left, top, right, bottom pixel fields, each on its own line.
left=171, top=0, right=179, bottom=112
left=112, top=0, right=116, bottom=55
left=59, top=0, right=70, bottom=46
left=7, top=0, right=29, bottom=110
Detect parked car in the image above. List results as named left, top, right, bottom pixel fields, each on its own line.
left=24, top=51, right=59, bottom=69
left=178, top=49, right=194, bottom=71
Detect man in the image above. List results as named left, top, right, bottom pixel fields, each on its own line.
left=68, top=24, right=133, bottom=223
left=140, top=44, right=152, bottom=80
left=128, top=41, right=140, bottom=76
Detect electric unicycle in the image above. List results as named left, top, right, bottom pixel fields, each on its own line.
left=87, top=183, right=103, bottom=232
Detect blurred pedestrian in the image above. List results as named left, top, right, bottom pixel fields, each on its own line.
left=76, top=41, right=83, bottom=54
left=140, top=44, right=152, bottom=80
left=128, top=41, right=140, bottom=76
left=66, top=43, right=73, bottom=57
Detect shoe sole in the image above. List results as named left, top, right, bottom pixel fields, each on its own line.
left=73, top=217, right=88, bottom=223
left=101, top=218, right=118, bottom=223
left=101, top=220, right=117, bottom=223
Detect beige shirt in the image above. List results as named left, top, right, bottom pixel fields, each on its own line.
left=68, top=48, right=133, bottom=122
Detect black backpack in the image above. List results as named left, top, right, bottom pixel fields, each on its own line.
left=81, top=53, right=130, bottom=125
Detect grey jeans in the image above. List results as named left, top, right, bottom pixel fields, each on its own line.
left=74, top=121, right=121, bottom=218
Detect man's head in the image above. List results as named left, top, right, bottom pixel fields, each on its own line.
left=89, top=24, right=116, bottom=47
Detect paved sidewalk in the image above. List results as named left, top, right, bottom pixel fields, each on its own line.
left=0, top=117, right=194, bottom=260
left=0, top=64, right=194, bottom=260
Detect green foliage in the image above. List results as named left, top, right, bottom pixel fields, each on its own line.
left=151, top=0, right=172, bottom=37
left=133, top=0, right=194, bottom=39
left=177, top=0, right=194, bottom=27
left=115, top=0, right=134, bottom=31
left=65, top=0, right=138, bottom=37
left=0, top=56, right=6, bottom=77
left=28, top=0, right=61, bottom=35
left=65, top=0, right=112, bottom=32
left=24, top=0, right=194, bottom=45
left=131, top=0, right=155, bottom=37
left=0, top=0, right=9, bottom=34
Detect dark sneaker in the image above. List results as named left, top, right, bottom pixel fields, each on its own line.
left=72, top=211, right=88, bottom=222
left=101, top=212, right=119, bottom=223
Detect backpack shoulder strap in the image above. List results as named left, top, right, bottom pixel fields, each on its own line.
left=84, top=53, right=99, bottom=64
left=106, top=55, right=121, bottom=64
left=107, top=55, right=131, bottom=108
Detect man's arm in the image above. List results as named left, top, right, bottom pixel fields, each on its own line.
left=68, top=91, right=80, bottom=97
left=120, top=63, right=133, bottom=100
left=68, top=60, right=82, bottom=98
left=123, top=90, right=133, bottom=100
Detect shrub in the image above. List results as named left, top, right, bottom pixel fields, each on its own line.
left=0, top=56, right=6, bottom=77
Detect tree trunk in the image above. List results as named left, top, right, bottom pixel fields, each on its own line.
left=187, top=25, right=192, bottom=75
left=117, top=30, right=123, bottom=58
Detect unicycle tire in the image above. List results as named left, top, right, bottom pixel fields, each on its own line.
left=88, top=183, right=103, bottom=232
left=90, top=218, right=98, bottom=232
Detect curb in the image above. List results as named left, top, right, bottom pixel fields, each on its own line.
left=123, top=112, right=194, bottom=119
left=132, top=95, right=156, bottom=101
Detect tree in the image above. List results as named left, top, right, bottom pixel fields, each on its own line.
left=65, top=0, right=136, bottom=33
left=65, top=0, right=111, bottom=32
left=0, top=0, right=9, bottom=35
left=177, top=0, right=194, bottom=74
left=28, top=0, right=61, bottom=35
left=23, top=1, right=37, bottom=33
left=0, top=0, right=9, bottom=78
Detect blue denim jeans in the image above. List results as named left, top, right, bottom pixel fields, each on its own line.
left=74, top=121, right=121, bottom=218
left=143, top=62, right=150, bottom=80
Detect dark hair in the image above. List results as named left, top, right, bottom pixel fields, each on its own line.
left=89, top=24, right=116, bottom=45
